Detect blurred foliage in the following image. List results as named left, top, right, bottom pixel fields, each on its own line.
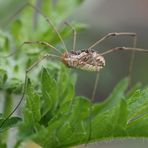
left=0, top=0, right=148, bottom=148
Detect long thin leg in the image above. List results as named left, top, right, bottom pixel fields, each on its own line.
left=0, top=41, right=61, bottom=58
left=87, top=57, right=100, bottom=143
left=1, top=2, right=67, bottom=57
left=27, top=3, right=68, bottom=52
left=100, top=47, right=148, bottom=56
left=0, top=53, right=60, bottom=128
left=88, top=32, right=137, bottom=50
left=64, top=21, right=77, bottom=50
left=128, top=36, right=137, bottom=86
left=91, top=72, right=100, bottom=102
left=24, top=41, right=62, bottom=54
left=88, top=32, right=137, bottom=86
left=87, top=72, right=100, bottom=143
left=86, top=45, right=148, bottom=142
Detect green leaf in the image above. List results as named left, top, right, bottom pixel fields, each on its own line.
left=93, top=78, right=129, bottom=114
left=127, top=88, right=148, bottom=121
left=4, top=77, right=22, bottom=93
left=113, top=99, right=128, bottom=136
left=91, top=98, right=127, bottom=140
left=0, top=117, right=21, bottom=132
left=126, top=82, right=142, bottom=98
left=10, top=19, right=22, bottom=40
left=16, top=73, right=148, bottom=147
left=127, top=113, right=148, bottom=136
left=32, top=97, right=91, bottom=148
left=0, top=30, right=10, bottom=52
left=0, top=142, right=6, bottom=148
left=54, top=0, right=85, bottom=19
left=0, top=0, right=87, bottom=147
left=24, top=79, right=41, bottom=123
left=19, top=78, right=41, bottom=137
left=41, top=67, right=58, bottom=116
left=0, top=69, right=7, bottom=87
left=1, top=0, right=148, bottom=147
left=55, top=65, right=75, bottom=104
left=60, top=82, right=75, bottom=105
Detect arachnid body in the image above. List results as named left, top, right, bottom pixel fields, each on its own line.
left=61, top=49, right=105, bottom=71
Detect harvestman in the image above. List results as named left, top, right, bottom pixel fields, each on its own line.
left=0, top=3, right=148, bottom=140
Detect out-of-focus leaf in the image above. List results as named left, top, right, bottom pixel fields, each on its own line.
left=53, top=0, right=85, bottom=19
left=4, top=77, right=22, bottom=93
left=0, top=30, right=11, bottom=52
left=0, top=117, right=21, bottom=132
left=10, top=20, right=22, bottom=40
left=0, top=142, right=6, bottom=148
left=0, top=69, right=7, bottom=87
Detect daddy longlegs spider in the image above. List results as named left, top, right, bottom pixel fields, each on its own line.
left=1, top=3, right=148, bottom=143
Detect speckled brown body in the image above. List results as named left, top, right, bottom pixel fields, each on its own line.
left=61, top=49, right=105, bottom=72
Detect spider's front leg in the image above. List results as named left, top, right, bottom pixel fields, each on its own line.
left=0, top=53, right=59, bottom=128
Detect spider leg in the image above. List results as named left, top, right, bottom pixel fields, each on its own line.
left=100, top=46, right=148, bottom=84
left=0, top=41, right=61, bottom=58
left=87, top=55, right=101, bottom=143
left=87, top=72, right=100, bottom=143
left=86, top=45, right=148, bottom=142
left=0, top=53, right=60, bottom=128
left=88, top=32, right=137, bottom=49
left=88, top=32, right=137, bottom=86
left=27, top=3, right=68, bottom=52
left=64, top=21, right=77, bottom=51
left=100, top=47, right=148, bottom=56
left=128, top=36, right=137, bottom=86
left=0, top=2, right=68, bottom=58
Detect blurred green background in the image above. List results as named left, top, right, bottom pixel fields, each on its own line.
left=1, top=0, right=148, bottom=101
left=0, top=0, right=148, bottom=147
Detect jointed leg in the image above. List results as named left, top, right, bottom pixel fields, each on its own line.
left=87, top=72, right=100, bottom=142
left=100, top=45, right=148, bottom=85
left=100, top=46, right=148, bottom=56
left=0, top=53, right=59, bottom=128
left=88, top=32, right=138, bottom=118
left=26, top=3, right=68, bottom=52
left=88, top=32, right=137, bottom=50
left=1, top=2, right=67, bottom=57
left=88, top=58, right=100, bottom=142
left=86, top=45, right=148, bottom=142
left=128, top=35, right=137, bottom=86
left=88, top=32, right=137, bottom=87
left=64, top=21, right=77, bottom=51
left=0, top=41, right=61, bottom=58
left=24, top=41, right=62, bottom=54
left=91, top=72, right=100, bottom=102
